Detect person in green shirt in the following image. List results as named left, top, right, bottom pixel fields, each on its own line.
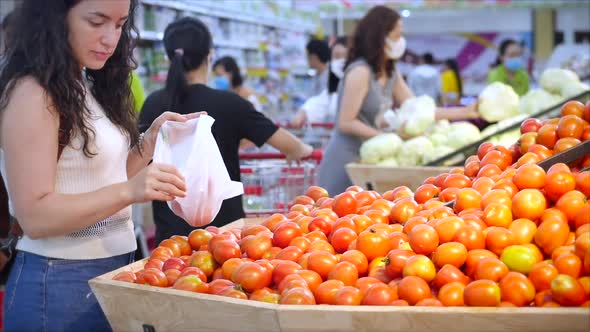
left=487, top=39, right=529, bottom=96
left=130, top=71, right=146, bottom=112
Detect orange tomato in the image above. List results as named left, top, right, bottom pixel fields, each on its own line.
left=485, top=227, right=515, bottom=256
left=529, top=261, right=559, bottom=292
left=356, top=229, right=390, bottom=261
left=432, top=242, right=468, bottom=268
left=453, top=224, right=486, bottom=250
left=535, top=217, right=570, bottom=255
left=508, top=218, right=538, bottom=244
left=561, top=100, right=586, bottom=118
left=536, top=124, right=558, bottom=149
left=513, top=164, right=546, bottom=190
left=464, top=280, right=501, bottom=307
left=511, top=189, right=547, bottom=222
left=499, top=272, right=535, bottom=307
left=554, top=137, right=581, bottom=153
left=454, top=188, right=482, bottom=213
left=397, top=276, right=432, bottom=305
left=408, top=224, right=439, bottom=255
left=557, top=114, right=584, bottom=139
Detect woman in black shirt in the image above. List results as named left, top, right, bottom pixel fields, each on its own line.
left=139, top=17, right=312, bottom=244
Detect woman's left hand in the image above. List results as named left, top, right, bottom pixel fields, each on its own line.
left=141, top=111, right=207, bottom=157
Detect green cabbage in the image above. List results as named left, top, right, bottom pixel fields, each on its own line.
left=478, top=82, right=520, bottom=122
left=519, top=89, right=562, bottom=115
left=540, top=68, right=580, bottom=95
left=396, top=136, right=434, bottom=166
left=446, top=122, right=481, bottom=149
left=360, top=133, right=403, bottom=165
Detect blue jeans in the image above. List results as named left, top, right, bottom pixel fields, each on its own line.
left=3, top=250, right=134, bottom=332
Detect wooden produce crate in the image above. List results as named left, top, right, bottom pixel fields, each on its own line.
left=345, top=163, right=450, bottom=192
left=90, top=218, right=590, bottom=332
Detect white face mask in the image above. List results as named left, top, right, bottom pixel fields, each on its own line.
left=330, top=58, right=345, bottom=79
left=385, top=36, right=406, bottom=60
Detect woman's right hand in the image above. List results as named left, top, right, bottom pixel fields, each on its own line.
left=126, top=163, right=186, bottom=203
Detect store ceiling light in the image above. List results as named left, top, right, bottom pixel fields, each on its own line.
left=401, top=9, right=411, bottom=18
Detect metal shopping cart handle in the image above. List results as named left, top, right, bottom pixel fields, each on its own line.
left=276, top=121, right=335, bottom=129
left=239, top=148, right=323, bottom=162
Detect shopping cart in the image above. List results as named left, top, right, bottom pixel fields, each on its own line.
left=239, top=149, right=323, bottom=217
left=278, top=122, right=335, bottom=149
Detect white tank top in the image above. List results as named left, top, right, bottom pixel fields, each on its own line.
left=0, top=92, right=136, bottom=259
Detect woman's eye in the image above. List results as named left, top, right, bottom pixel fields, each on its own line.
left=89, top=21, right=103, bottom=27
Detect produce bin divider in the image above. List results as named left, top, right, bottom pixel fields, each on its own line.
left=425, top=90, right=590, bottom=167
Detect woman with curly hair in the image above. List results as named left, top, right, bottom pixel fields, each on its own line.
left=0, top=1, right=199, bottom=330
left=318, top=6, right=479, bottom=195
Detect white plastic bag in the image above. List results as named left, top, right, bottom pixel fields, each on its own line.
left=152, top=115, right=244, bottom=227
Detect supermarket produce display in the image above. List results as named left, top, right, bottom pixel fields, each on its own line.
left=91, top=99, right=590, bottom=332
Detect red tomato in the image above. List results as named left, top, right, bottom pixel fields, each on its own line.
left=551, top=274, right=587, bottom=306
left=397, top=276, right=432, bottom=305
left=499, top=272, right=535, bottom=307
left=272, top=222, right=303, bottom=249
left=328, top=261, right=359, bottom=286
left=561, top=100, right=585, bottom=118
left=557, top=114, right=584, bottom=139
left=464, top=280, right=501, bottom=307
left=340, top=250, right=369, bottom=276
left=432, top=264, right=470, bottom=289
left=361, top=283, right=398, bottom=305
left=334, top=286, right=364, bottom=305
left=408, top=224, right=439, bottom=255
left=314, top=279, right=345, bottom=304
left=520, top=118, right=543, bottom=133
left=356, top=229, right=391, bottom=261
left=332, top=192, right=359, bottom=217
left=438, top=281, right=466, bottom=306
left=453, top=225, right=486, bottom=250
left=518, top=132, right=538, bottom=154
left=308, top=217, right=332, bottom=236
left=511, top=189, right=547, bottom=222
left=432, top=242, right=468, bottom=268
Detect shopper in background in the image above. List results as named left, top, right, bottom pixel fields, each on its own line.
left=488, top=38, right=530, bottom=96
left=318, top=6, right=479, bottom=195
left=407, top=52, right=440, bottom=101
left=213, top=55, right=262, bottom=111
left=290, top=36, right=348, bottom=128
left=130, top=71, right=146, bottom=112
left=440, top=58, right=463, bottom=106
left=139, top=17, right=313, bottom=244
left=306, top=38, right=331, bottom=97
left=0, top=1, right=199, bottom=331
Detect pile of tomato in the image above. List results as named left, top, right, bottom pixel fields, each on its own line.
left=114, top=100, right=590, bottom=307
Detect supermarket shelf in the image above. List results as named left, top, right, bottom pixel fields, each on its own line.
left=140, top=0, right=316, bottom=33
left=137, top=30, right=260, bottom=50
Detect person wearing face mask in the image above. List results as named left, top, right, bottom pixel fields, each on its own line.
left=212, top=56, right=262, bottom=111
left=318, top=6, right=479, bottom=195
left=488, top=39, right=530, bottom=96
left=139, top=17, right=313, bottom=243
left=306, top=39, right=331, bottom=97
left=290, top=36, right=348, bottom=128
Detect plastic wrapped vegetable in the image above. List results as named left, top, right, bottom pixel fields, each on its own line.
left=397, top=95, right=437, bottom=137
left=478, top=82, right=520, bottom=122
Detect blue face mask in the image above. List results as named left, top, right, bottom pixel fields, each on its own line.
left=504, top=57, right=524, bottom=72
left=213, top=76, right=231, bottom=90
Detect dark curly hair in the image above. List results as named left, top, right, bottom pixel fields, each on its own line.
left=346, top=6, right=400, bottom=78
left=213, top=56, right=244, bottom=88
left=0, top=0, right=140, bottom=157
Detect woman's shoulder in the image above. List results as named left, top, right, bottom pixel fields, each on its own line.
left=3, top=76, right=55, bottom=111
